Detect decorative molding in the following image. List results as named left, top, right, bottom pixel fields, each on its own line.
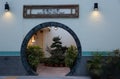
left=23, top=5, right=79, bottom=18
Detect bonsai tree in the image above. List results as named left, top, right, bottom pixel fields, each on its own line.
left=65, top=45, right=78, bottom=69
left=47, top=36, right=67, bottom=66
left=26, top=46, right=44, bottom=71
left=50, top=36, right=67, bottom=57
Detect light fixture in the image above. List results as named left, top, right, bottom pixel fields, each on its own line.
left=31, top=35, right=36, bottom=43
left=5, top=2, right=10, bottom=11
left=54, top=26, right=58, bottom=30
left=94, top=3, right=98, bottom=10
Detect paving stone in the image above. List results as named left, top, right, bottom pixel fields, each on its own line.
left=18, top=76, right=91, bottom=79
left=0, top=76, right=91, bottom=79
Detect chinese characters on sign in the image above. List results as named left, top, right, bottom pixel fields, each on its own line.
left=23, top=5, right=79, bottom=18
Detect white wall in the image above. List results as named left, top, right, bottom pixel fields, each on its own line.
left=0, top=0, right=120, bottom=52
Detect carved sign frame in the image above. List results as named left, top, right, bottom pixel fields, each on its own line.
left=23, top=5, right=79, bottom=18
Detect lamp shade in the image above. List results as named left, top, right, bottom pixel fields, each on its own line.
left=5, top=2, right=10, bottom=11
left=94, top=3, right=98, bottom=10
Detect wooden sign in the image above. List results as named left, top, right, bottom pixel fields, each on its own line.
left=23, top=5, right=79, bottom=18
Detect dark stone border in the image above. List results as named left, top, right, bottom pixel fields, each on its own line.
left=21, top=22, right=82, bottom=75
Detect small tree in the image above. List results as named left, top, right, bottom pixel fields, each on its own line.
left=47, top=36, right=67, bottom=66
left=50, top=36, right=66, bottom=58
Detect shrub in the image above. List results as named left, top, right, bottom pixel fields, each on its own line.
left=65, top=45, right=78, bottom=69
left=26, top=46, right=44, bottom=71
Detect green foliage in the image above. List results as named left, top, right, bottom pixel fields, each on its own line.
left=50, top=36, right=67, bottom=57
left=51, top=36, right=62, bottom=49
left=65, top=45, right=78, bottom=69
left=46, top=36, right=77, bottom=67
left=47, top=36, right=67, bottom=66
left=103, top=49, right=120, bottom=78
left=26, top=46, right=44, bottom=71
left=44, top=57, right=65, bottom=67
left=87, top=49, right=120, bottom=79
left=87, top=52, right=103, bottom=77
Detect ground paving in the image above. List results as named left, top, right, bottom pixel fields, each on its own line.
left=36, top=64, right=70, bottom=76
left=0, top=64, right=91, bottom=79
left=0, top=76, right=91, bottom=79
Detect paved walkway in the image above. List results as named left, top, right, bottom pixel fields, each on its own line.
left=0, top=64, right=91, bottom=79
left=0, top=76, right=91, bottom=79
left=37, top=64, right=70, bottom=76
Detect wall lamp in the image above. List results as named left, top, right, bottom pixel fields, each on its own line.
left=94, top=3, right=98, bottom=10
left=5, top=2, right=10, bottom=11
left=54, top=26, right=58, bottom=30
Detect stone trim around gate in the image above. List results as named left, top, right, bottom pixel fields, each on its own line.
left=21, top=22, right=82, bottom=75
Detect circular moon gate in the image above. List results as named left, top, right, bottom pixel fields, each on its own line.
left=21, top=22, right=82, bottom=75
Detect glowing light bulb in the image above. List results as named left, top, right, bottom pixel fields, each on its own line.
left=54, top=27, right=58, bottom=30
left=90, top=10, right=102, bottom=22
left=32, top=36, right=36, bottom=43
left=3, top=11, right=13, bottom=20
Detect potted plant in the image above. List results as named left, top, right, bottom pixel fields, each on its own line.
left=87, top=52, right=103, bottom=79
left=26, top=46, right=44, bottom=71
left=65, top=45, right=78, bottom=69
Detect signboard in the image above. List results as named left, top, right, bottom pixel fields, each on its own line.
left=23, top=5, right=79, bottom=18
